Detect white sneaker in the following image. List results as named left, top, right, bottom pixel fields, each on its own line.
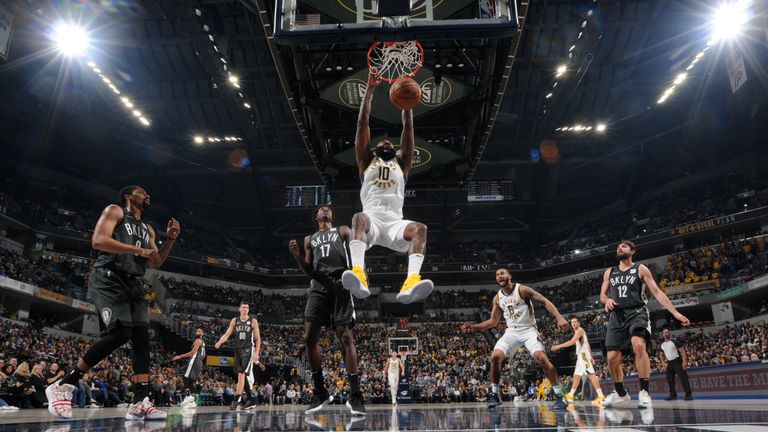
left=45, top=382, right=75, bottom=419
left=117, top=403, right=129, bottom=408
left=125, top=397, right=167, bottom=420
left=181, top=396, right=196, bottom=409
left=600, top=391, right=631, bottom=408
left=638, top=390, right=653, bottom=409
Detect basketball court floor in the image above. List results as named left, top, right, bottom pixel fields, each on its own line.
left=2, top=400, right=767, bottom=431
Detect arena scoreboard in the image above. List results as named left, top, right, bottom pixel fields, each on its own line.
left=285, top=185, right=331, bottom=207
left=467, top=180, right=515, bottom=202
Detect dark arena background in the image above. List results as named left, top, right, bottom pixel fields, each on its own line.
left=1, top=0, right=768, bottom=430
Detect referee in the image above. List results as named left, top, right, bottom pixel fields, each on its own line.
left=660, top=328, right=693, bottom=401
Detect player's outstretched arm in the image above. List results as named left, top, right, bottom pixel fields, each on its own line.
left=354, top=72, right=381, bottom=173
left=92, top=205, right=153, bottom=257
left=215, top=318, right=236, bottom=348
left=520, top=285, right=568, bottom=330
left=552, top=328, right=582, bottom=352
left=398, top=109, right=415, bottom=176
left=463, top=295, right=502, bottom=331
left=640, top=264, right=690, bottom=326
left=288, top=236, right=313, bottom=276
left=172, top=339, right=202, bottom=361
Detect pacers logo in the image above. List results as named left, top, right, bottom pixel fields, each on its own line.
left=411, top=146, right=431, bottom=168
left=419, top=77, right=452, bottom=106
left=338, top=78, right=367, bottom=107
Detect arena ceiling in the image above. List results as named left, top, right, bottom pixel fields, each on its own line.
left=0, top=0, right=765, bottom=238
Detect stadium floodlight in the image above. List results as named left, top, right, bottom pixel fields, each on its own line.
left=596, top=123, right=607, bottom=132
left=53, top=23, right=89, bottom=57
left=228, top=75, right=239, bottom=84
left=545, top=93, right=553, bottom=99
left=139, top=117, right=150, bottom=126
left=555, top=64, right=567, bottom=77
left=673, top=73, right=687, bottom=85
left=711, top=1, right=751, bottom=43
left=194, top=136, right=204, bottom=144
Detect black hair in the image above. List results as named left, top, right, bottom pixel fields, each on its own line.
left=312, top=205, right=333, bottom=227
left=119, top=185, right=141, bottom=205
left=618, top=240, right=636, bottom=251
left=496, top=267, right=512, bottom=275
left=240, top=299, right=249, bottom=307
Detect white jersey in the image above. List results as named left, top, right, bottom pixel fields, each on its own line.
left=498, top=284, right=536, bottom=328
left=388, top=358, right=401, bottom=375
left=575, top=330, right=591, bottom=358
left=360, top=157, right=405, bottom=218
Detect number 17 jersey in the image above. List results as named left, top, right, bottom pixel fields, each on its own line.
left=310, top=227, right=349, bottom=277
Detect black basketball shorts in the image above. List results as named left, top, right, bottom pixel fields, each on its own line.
left=605, top=307, right=651, bottom=353
left=234, top=348, right=253, bottom=374
left=304, top=277, right=355, bottom=327
left=184, top=358, right=204, bottom=380
left=88, top=267, right=149, bottom=335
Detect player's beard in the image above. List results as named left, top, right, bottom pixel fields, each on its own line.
left=617, top=251, right=628, bottom=260
left=497, top=279, right=509, bottom=288
left=141, top=200, right=150, bottom=211
left=375, top=147, right=396, bottom=161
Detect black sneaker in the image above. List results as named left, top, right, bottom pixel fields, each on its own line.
left=553, top=397, right=568, bottom=410
left=244, top=398, right=257, bottom=410
left=305, top=392, right=333, bottom=415
left=684, top=395, right=694, bottom=401
left=665, top=395, right=677, bottom=401
left=346, top=393, right=366, bottom=416
left=229, top=400, right=239, bottom=411
left=487, top=391, right=501, bottom=409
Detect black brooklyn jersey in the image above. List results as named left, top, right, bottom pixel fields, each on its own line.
left=310, top=227, right=349, bottom=277
left=608, top=263, right=647, bottom=309
left=234, top=317, right=254, bottom=351
left=194, top=339, right=206, bottom=359
left=94, top=208, right=151, bottom=275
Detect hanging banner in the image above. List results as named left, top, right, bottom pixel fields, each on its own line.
left=726, top=54, right=747, bottom=93
left=0, top=3, right=14, bottom=60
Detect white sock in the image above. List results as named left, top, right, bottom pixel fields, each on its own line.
left=597, top=389, right=604, bottom=397
left=553, top=385, right=563, bottom=396
left=569, top=389, right=575, bottom=396
left=349, top=240, right=367, bottom=268
left=491, top=384, right=499, bottom=394
left=407, top=253, right=424, bottom=276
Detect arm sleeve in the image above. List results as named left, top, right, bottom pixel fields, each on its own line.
left=673, top=338, right=683, bottom=349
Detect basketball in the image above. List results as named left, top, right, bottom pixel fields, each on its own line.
left=389, top=77, right=421, bottom=110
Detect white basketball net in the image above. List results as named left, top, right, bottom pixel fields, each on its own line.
left=368, top=41, right=423, bottom=82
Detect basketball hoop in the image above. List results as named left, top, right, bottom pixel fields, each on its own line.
left=367, top=40, right=424, bottom=83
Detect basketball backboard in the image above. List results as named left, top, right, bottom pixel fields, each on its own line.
left=274, top=0, right=518, bottom=44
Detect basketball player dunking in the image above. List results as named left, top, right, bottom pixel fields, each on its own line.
left=383, top=351, right=404, bottom=406
left=341, top=71, right=433, bottom=304
left=551, top=317, right=605, bottom=405
left=215, top=301, right=264, bottom=410
left=463, top=268, right=570, bottom=410
left=289, top=205, right=366, bottom=416
left=46, top=185, right=178, bottom=421
left=172, top=327, right=206, bottom=409
left=599, top=240, right=690, bottom=408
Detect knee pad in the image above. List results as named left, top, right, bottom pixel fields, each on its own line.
left=131, top=326, right=151, bottom=374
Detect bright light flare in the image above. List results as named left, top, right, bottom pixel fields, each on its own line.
left=53, top=23, right=89, bottom=57
left=555, top=64, right=567, bottom=77
left=711, top=1, right=751, bottom=42
left=596, top=123, right=607, bottom=132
